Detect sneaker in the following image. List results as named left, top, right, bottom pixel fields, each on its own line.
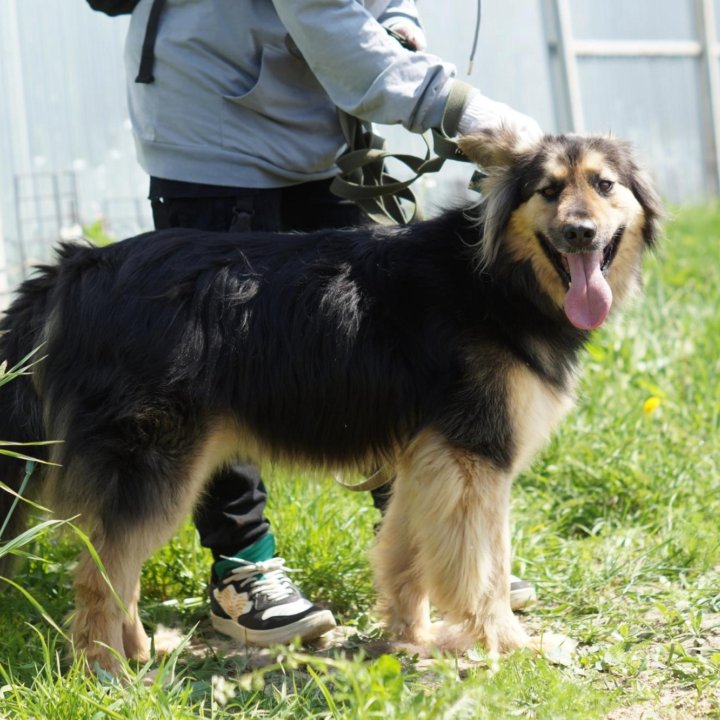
left=210, top=556, right=337, bottom=646
left=510, top=574, right=536, bottom=611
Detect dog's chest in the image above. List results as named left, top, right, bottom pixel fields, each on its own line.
left=506, top=364, right=576, bottom=473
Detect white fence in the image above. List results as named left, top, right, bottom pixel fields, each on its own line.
left=544, top=0, right=720, bottom=200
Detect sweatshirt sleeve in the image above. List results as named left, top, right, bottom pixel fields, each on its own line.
left=377, top=0, right=422, bottom=30
left=270, top=0, right=459, bottom=133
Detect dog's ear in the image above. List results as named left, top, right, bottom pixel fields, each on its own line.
left=610, top=138, right=664, bottom=249
left=629, top=167, right=664, bottom=248
left=457, top=127, right=528, bottom=170
left=459, top=128, right=534, bottom=270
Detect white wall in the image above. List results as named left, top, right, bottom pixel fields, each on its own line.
left=0, top=0, right=148, bottom=298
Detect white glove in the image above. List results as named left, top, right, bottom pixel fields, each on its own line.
left=458, top=91, right=543, bottom=148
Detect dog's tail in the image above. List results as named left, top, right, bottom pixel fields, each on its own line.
left=0, top=263, right=58, bottom=579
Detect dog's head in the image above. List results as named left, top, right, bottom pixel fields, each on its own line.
left=458, top=129, right=663, bottom=330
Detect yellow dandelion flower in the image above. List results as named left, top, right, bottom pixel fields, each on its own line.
left=643, top=396, right=662, bottom=414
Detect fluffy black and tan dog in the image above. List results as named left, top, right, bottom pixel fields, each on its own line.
left=0, top=130, right=661, bottom=671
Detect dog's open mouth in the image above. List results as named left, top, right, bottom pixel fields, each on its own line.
left=536, top=226, right=625, bottom=331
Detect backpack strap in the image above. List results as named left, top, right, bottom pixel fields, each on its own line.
left=330, top=81, right=474, bottom=225
left=135, top=0, right=167, bottom=84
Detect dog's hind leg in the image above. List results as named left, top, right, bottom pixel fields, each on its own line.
left=123, top=577, right=150, bottom=663
left=69, top=418, right=240, bottom=673
left=72, top=529, right=149, bottom=674
left=377, top=430, right=530, bottom=657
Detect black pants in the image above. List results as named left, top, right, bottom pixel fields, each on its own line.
left=150, top=178, right=391, bottom=559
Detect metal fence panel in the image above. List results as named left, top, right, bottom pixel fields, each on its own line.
left=0, top=0, right=149, bottom=298
left=579, top=56, right=707, bottom=200
left=546, top=0, right=718, bottom=202
left=569, top=0, right=696, bottom=41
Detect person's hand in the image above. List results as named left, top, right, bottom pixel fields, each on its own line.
left=458, top=92, right=542, bottom=149
left=386, top=19, right=427, bottom=51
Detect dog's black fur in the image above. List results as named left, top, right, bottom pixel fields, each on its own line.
left=0, top=132, right=662, bottom=670
left=0, top=212, right=589, bottom=528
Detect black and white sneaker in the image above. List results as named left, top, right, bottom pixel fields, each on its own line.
left=209, top=556, right=336, bottom=646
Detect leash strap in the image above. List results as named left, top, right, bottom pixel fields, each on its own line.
left=330, top=81, right=475, bottom=225
left=334, top=464, right=395, bottom=492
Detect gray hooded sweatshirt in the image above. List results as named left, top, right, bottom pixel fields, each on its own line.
left=125, top=0, right=463, bottom=188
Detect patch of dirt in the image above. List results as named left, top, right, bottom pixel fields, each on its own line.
left=154, top=622, right=442, bottom=671
left=605, top=688, right=718, bottom=720
left=150, top=613, right=720, bottom=718
left=605, top=612, right=720, bottom=720
left=153, top=620, right=577, bottom=675
left=153, top=622, right=383, bottom=669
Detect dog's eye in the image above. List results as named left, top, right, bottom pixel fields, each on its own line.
left=597, top=179, right=614, bottom=194
left=539, top=185, right=561, bottom=200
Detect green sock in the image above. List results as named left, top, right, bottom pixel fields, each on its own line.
left=213, top=532, right=276, bottom=578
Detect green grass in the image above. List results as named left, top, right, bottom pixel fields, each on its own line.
left=1, top=205, right=719, bottom=718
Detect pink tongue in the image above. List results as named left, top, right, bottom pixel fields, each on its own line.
left=564, top=251, right=613, bottom=330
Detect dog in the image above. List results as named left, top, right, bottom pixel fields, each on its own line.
left=0, top=130, right=661, bottom=672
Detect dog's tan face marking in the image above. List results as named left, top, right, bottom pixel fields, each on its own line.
left=459, top=130, right=659, bottom=331
left=505, top=142, right=647, bottom=329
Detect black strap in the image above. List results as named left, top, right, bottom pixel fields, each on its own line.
left=135, top=0, right=167, bottom=84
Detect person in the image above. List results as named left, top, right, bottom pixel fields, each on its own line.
left=123, top=0, right=540, bottom=647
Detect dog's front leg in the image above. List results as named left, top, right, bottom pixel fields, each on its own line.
left=377, top=431, right=530, bottom=656
left=372, top=479, right=433, bottom=645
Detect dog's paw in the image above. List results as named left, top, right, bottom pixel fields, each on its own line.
left=384, top=617, right=435, bottom=647
left=152, top=624, right=186, bottom=657
left=465, top=610, right=532, bottom=658
left=422, top=620, right=475, bottom=652
left=80, top=646, right=126, bottom=677
left=123, top=625, right=152, bottom=663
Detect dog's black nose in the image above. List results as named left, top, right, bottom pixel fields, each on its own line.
left=562, top=220, right=597, bottom=246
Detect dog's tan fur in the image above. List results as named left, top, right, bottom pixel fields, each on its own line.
left=71, top=418, right=244, bottom=671
left=370, top=131, right=656, bottom=658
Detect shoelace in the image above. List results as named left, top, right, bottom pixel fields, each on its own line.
left=219, top=556, right=297, bottom=604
